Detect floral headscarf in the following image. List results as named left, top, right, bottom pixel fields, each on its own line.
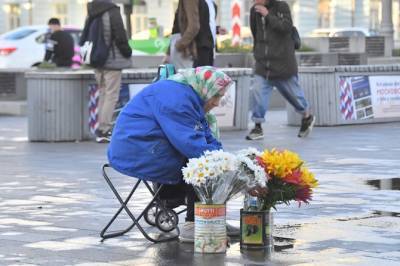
left=168, top=66, right=233, bottom=139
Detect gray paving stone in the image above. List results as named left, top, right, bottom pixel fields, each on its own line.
left=0, top=112, right=399, bottom=265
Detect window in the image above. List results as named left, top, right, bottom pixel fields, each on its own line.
left=318, top=0, right=330, bottom=28
left=243, top=0, right=251, bottom=27
left=1, top=28, right=36, bottom=40
left=64, top=30, right=82, bottom=45
left=132, top=1, right=147, bottom=34
left=332, top=31, right=366, bottom=38
left=135, top=17, right=142, bottom=33
left=35, top=33, right=48, bottom=44
left=369, top=0, right=380, bottom=32
left=4, top=4, right=21, bottom=30
left=53, top=2, right=68, bottom=25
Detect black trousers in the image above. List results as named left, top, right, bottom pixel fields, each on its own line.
left=193, top=47, right=214, bottom=67
left=158, top=182, right=198, bottom=222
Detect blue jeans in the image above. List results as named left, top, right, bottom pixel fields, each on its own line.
left=250, top=74, right=309, bottom=123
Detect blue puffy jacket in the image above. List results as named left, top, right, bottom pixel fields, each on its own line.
left=107, top=80, right=222, bottom=184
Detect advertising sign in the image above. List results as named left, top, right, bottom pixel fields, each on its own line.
left=339, top=75, right=400, bottom=120
left=211, top=81, right=236, bottom=128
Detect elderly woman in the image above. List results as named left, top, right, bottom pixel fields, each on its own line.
left=108, top=66, right=233, bottom=242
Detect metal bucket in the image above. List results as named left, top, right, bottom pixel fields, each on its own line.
left=194, top=203, right=227, bottom=253
left=240, top=209, right=273, bottom=250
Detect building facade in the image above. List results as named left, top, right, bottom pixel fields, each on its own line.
left=0, top=0, right=88, bottom=33
left=219, top=0, right=400, bottom=41
left=131, top=0, right=178, bottom=35
left=0, top=0, right=398, bottom=43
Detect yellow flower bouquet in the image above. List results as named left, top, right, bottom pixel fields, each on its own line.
left=255, top=149, right=318, bottom=211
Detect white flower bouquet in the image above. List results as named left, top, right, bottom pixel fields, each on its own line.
left=236, top=148, right=268, bottom=187
left=182, top=150, right=266, bottom=204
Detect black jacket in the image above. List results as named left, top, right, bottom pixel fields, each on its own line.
left=250, top=0, right=297, bottom=80
left=44, top=30, right=74, bottom=67
left=80, top=1, right=131, bottom=59
left=195, top=0, right=217, bottom=49
left=171, top=0, right=217, bottom=49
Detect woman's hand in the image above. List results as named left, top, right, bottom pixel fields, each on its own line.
left=217, top=27, right=227, bottom=35
left=254, top=5, right=269, bottom=17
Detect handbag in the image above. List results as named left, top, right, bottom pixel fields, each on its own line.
left=292, top=26, right=301, bottom=50
left=153, top=64, right=176, bottom=83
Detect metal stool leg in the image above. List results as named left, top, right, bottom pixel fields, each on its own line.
left=100, top=167, right=141, bottom=239
left=100, top=164, right=179, bottom=243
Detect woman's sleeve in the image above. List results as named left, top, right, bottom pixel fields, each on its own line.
left=202, top=118, right=222, bottom=148
left=150, top=98, right=222, bottom=159
left=110, top=7, right=132, bottom=58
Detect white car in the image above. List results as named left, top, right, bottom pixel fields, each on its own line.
left=309, top=27, right=376, bottom=38
left=0, top=25, right=81, bottom=69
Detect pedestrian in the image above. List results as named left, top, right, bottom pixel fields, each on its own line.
left=44, top=18, right=74, bottom=67
left=193, top=0, right=225, bottom=67
left=107, top=67, right=236, bottom=242
left=163, top=0, right=226, bottom=69
left=80, top=0, right=132, bottom=143
left=246, top=0, right=315, bottom=140
left=163, top=0, right=200, bottom=69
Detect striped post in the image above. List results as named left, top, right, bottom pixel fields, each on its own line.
left=231, top=0, right=241, bottom=46
left=88, top=84, right=99, bottom=134
left=339, top=77, right=356, bottom=121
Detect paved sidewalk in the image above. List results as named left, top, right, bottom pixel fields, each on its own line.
left=0, top=111, right=399, bottom=265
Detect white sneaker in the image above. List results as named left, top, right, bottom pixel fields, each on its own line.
left=246, top=126, right=264, bottom=140
left=179, top=222, right=194, bottom=243
left=298, top=115, right=316, bottom=138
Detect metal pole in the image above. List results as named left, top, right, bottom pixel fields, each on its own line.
left=29, top=0, right=33, bottom=25
left=380, top=0, right=394, bottom=56
left=351, top=0, right=355, bottom=27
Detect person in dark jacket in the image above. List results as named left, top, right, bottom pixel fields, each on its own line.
left=193, top=0, right=227, bottom=67
left=108, top=67, right=233, bottom=242
left=80, top=0, right=132, bottom=143
left=164, top=0, right=226, bottom=68
left=163, top=0, right=200, bottom=69
left=246, top=0, right=315, bottom=140
left=44, top=18, right=74, bottom=67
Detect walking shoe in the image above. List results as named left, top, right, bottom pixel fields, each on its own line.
left=95, top=129, right=112, bottom=143
left=179, top=221, right=194, bottom=243
left=298, top=115, right=316, bottom=138
left=245, top=126, right=264, bottom=140
left=226, top=223, right=240, bottom=237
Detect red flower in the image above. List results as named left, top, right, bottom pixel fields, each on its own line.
left=204, top=70, right=212, bottom=80
left=255, top=156, right=265, bottom=168
left=283, top=169, right=302, bottom=185
left=295, top=187, right=312, bottom=206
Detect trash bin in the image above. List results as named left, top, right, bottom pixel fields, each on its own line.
left=26, top=70, right=85, bottom=142
left=26, top=68, right=253, bottom=142
left=287, top=65, right=400, bottom=126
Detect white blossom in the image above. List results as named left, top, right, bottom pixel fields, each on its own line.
left=181, top=149, right=267, bottom=204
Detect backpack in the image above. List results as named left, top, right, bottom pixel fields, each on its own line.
left=275, top=1, right=301, bottom=50
left=153, top=64, right=176, bottom=83
left=292, top=26, right=301, bottom=50
left=81, top=17, right=110, bottom=67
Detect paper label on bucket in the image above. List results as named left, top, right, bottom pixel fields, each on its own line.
left=241, top=213, right=263, bottom=245
left=195, top=205, right=226, bottom=218
left=195, top=204, right=227, bottom=253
